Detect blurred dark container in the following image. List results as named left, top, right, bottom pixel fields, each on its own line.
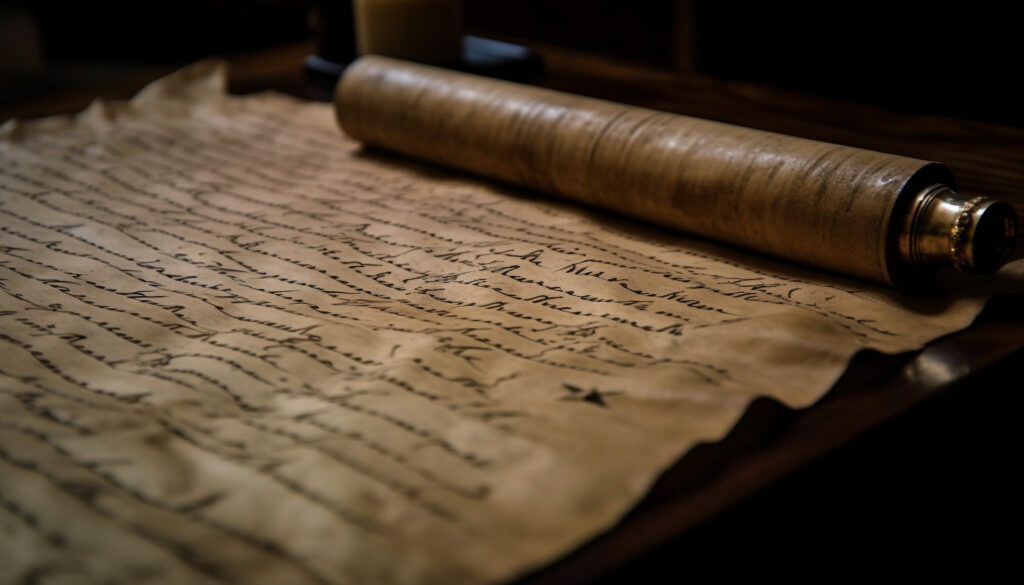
left=310, top=0, right=356, bottom=65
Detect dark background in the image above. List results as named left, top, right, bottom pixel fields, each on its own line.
left=3, top=1, right=1023, bottom=126
left=2, top=1, right=1021, bottom=582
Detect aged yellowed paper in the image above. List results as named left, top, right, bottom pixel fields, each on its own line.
left=0, top=64, right=1019, bottom=584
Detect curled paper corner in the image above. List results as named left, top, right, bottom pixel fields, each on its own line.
left=0, top=108, right=80, bottom=142
left=1, top=60, right=230, bottom=140
left=131, top=59, right=229, bottom=109
left=0, top=117, right=22, bottom=140
left=74, top=59, right=229, bottom=127
left=76, top=98, right=126, bottom=130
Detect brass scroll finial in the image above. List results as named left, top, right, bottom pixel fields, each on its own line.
left=900, top=184, right=1017, bottom=273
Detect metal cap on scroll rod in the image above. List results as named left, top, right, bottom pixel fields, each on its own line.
left=900, top=184, right=1017, bottom=273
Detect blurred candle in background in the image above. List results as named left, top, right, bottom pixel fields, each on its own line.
left=353, top=0, right=463, bottom=66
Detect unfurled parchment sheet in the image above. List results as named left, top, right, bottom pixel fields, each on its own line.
left=1, top=64, right=1019, bottom=585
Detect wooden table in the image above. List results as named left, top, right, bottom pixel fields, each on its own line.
left=7, top=39, right=1023, bottom=583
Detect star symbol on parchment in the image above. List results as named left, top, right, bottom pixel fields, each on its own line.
left=560, top=383, right=622, bottom=408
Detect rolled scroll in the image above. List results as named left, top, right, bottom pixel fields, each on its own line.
left=334, top=55, right=1017, bottom=285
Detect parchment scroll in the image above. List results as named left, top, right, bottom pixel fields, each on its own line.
left=1, top=63, right=1019, bottom=585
